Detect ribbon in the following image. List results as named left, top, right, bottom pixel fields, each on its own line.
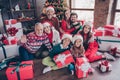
left=95, top=37, right=120, bottom=44
left=76, top=58, right=91, bottom=77
left=55, top=53, right=71, bottom=67
left=101, top=60, right=109, bottom=66
left=9, top=62, right=32, bottom=80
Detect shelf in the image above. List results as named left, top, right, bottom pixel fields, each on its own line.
left=8, top=9, right=35, bottom=13
left=17, top=18, right=36, bottom=22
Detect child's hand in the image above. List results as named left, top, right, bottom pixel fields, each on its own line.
left=75, top=26, right=80, bottom=29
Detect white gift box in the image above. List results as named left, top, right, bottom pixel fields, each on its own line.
left=6, top=22, right=23, bottom=40
left=95, top=36, right=120, bottom=51
left=98, top=61, right=112, bottom=72
left=0, top=45, right=19, bottom=61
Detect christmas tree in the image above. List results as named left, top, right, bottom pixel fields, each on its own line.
left=41, top=0, right=68, bottom=21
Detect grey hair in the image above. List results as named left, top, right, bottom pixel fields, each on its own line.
left=35, top=22, right=43, bottom=28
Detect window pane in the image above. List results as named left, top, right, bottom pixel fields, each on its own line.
left=71, top=10, right=94, bottom=22
left=71, top=0, right=95, bottom=9
left=116, top=0, right=120, bottom=9
left=114, top=12, right=120, bottom=27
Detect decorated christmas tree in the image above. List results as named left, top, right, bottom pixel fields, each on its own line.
left=41, top=0, right=68, bottom=21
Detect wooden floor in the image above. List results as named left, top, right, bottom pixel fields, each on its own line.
left=0, top=57, right=120, bottom=80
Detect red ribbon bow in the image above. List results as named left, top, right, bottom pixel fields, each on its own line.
left=7, top=27, right=18, bottom=36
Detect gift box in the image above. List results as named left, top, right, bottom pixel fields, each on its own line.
left=98, top=60, right=112, bottom=72
left=95, top=36, right=120, bottom=51
left=6, top=61, right=34, bottom=80
left=110, top=45, right=120, bottom=55
left=117, top=47, right=120, bottom=53
left=4, top=19, right=17, bottom=25
left=104, top=25, right=120, bottom=37
left=94, top=30, right=105, bottom=36
left=6, top=22, right=23, bottom=40
left=53, top=50, right=74, bottom=68
left=75, top=57, right=91, bottom=78
left=0, top=45, right=19, bottom=61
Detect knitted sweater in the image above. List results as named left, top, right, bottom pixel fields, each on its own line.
left=21, top=32, right=52, bottom=53
left=49, top=43, right=70, bottom=58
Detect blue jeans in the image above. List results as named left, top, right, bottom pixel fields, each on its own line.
left=68, top=63, right=75, bottom=71
left=19, top=46, right=35, bottom=61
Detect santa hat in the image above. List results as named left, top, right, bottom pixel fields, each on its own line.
left=62, top=33, right=72, bottom=41
left=72, top=34, right=83, bottom=44
left=46, top=6, right=55, bottom=12
left=84, top=21, right=93, bottom=28
left=43, top=21, right=52, bottom=28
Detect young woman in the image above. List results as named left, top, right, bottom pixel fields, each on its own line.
left=78, top=22, right=115, bottom=62
left=42, top=33, right=72, bottom=74
left=60, top=11, right=82, bottom=35
left=43, top=21, right=61, bottom=46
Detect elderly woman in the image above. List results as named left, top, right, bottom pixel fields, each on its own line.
left=43, top=21, right=61, bottom=46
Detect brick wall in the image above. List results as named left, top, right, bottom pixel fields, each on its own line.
left=94, top=0, right=110, bottom=28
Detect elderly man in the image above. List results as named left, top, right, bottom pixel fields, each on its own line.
left=18, top=23, right=52, bottom=61
left=40, top=6, right=60, bottom=32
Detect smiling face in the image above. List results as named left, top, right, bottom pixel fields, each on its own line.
left=83, top=25, right=91, bottom=34
left=70, top=15, right=77, bottom=23
left=44, top=26, right=51, bottom=34
left=62, top=38, right=71, bottom=48
left=35, top=23, right=43, bottom=36
left=74, top=39, right=82, bottom=47
left=46, top=9, right=54, bottom=19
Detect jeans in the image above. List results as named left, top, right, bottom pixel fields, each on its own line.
left=19, top=46, right=35, bottom=61
left=68, top=63, right=75, bottom=71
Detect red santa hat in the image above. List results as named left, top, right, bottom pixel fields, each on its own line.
left=43, top=21, right=52, bottom=28
left=72, top=34, right=83, bottom=44
left=62, top=33, right=72, bottom=41
left=46, top=6, right=55, bottom=12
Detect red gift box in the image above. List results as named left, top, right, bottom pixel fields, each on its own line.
left=104, top=25, right=120, bottom=37
left=53, top=50, right=74, bottom=68
left=94, top=30, right=105, bottom=36
left=75, top=57, right=91, bottom=78
left=5, top=19, right=17, bottom=25
left=6, top=60, right=34, bottom=80
left=98, top=60, right=112, bottom=72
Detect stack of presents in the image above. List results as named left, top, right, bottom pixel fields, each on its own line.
left=0, top=19, right=120, bottom=79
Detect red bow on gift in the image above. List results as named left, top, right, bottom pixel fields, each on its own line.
left=110, top=47, right=117, bottom=55
left=7, top=27, right=18, bottom=36
left=101, top=60, right=109, bottom=66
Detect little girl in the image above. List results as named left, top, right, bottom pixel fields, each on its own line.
left=68, top=34, right=85, bottom=75
left=68, top=34, right=94, bottom=75
left=71, top=35, right=85, bottom=59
